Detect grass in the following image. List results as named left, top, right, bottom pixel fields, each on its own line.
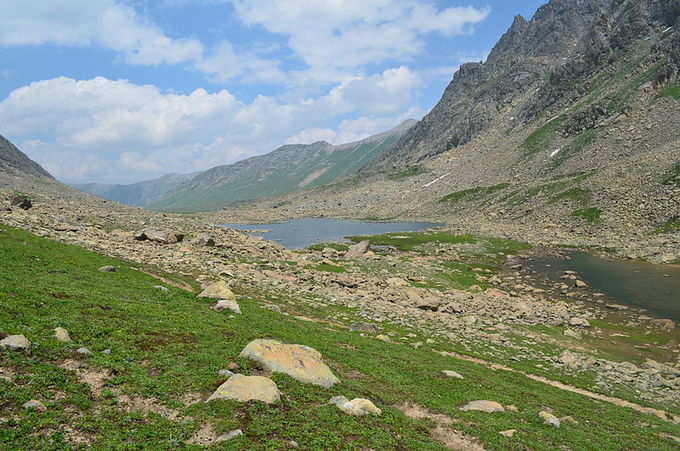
left=521, top=115, right=565, bottom=158
left=504, top=172, right=595, bottom=207
left=655, top=216, right=680, bottom=234
left=439, top=183, right=510, bottom=203
left=2, top=225, right=680, bottom=449
left=658, top=83, right=680, bottom=100
left=387, top=166, right=428, bottom=181
left=662, top=163, right=680, bottom=188
left=549, top=187, right=592, bottom=207
left=549, top=129, right=598, bottom=169
left=313, top=263, right=347, bottom=273
left=571, top=208, right=602, bottom=224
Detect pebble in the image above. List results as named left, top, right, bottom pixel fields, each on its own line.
left=442, top=370, right=464, bottom=379
left=215, top=429, right=243, bottom=443
left=23, top=400, right=46, bottom=412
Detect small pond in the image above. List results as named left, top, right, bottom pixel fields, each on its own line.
left=222, top=218, right=440, bottom=249
left=529, top=252, right=680, bottom=321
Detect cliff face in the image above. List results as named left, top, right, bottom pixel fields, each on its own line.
left=369, top=0, right=679, bottom=170
left=0, top=135, right=53, bottom=180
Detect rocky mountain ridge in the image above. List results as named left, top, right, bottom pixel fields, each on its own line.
left=0, top=134, right=53, bottom=182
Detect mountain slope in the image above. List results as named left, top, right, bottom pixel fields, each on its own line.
left=0, top=134, right=53, bottom=180
left=369, top=0, right=680, bottom=170
left=151, top=120, right=416, bottom=211
left=73, top=173, right=197, bottom=208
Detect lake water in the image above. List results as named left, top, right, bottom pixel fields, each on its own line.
left=529, top=252, right=680, bottom=320
left=222, top=218, right=440, bottom=249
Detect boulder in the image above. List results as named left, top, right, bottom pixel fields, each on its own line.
left=499, top=429, right=517, bottom=438
left=0, top=335, right=31, bottom=351
left=10, top=194, right=32, bottom=210
left=216, top=429, right=243, bottom=443
left=135, top=229, right=184, bottom=244
left=651, top=319, right=675, bottom=331
left=193, top=235, right=216, bottom=247
left=212, top=299, right=241, bottom=314
left=568, top=317, right=590, bottom=327
left=198, top=281, right=236, bottom=300
left=386, top=277, right=409, bottom=288
left=442, top=370, right=465, bottom=379
left=98, top=266, right=117, bottom=273
left=460, top=400, right=505, bottom=413
left=539, top=411, right=561, bottom=427
left=207, top=374, right=280, bottom=404
left=23, top=400, right=46, bottom=411
left=329, top=396, right=381, bottom=416
left=345, top=241, right=370, bottom=258
left=54, top=327, right=72, bottom=343
left=240, top=339, right=340, bottom=387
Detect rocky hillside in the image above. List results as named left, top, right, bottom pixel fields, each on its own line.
left=73, top=173, right=197, bottom=208
left=0, top=134, right=53, bottom=181
left=370, top=0, right=680, bottom=170
left=149, top=120, right=416, bottom=212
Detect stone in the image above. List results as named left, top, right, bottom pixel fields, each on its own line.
left=54, top=327, right=72, bottom=343
left=539, top=411, right=561, bottom=427
left=499, top=429, right=517, bottom=438
left=216, top=429, right=243, bottom=443
left=193, top=235, right=216, bottom=247
left=23, top=400, right=46, bottom=412
left=386, top=277, right=409, bottom=287
left=329, top=396, right=382, bottom=416
left=218, top=369, right=235, bottom=377
left=651, top=319, right=675, bottom=331
left=0, top=335, right=31, bottom=351
left=207, top=374, right=280, bottom=404
left=460, top=400, right=505, bottom=413
left=574, top=280, right=588, bottom=288
left=559, top=350, right=581, bottom=369
left=606, top=304, right=628, bottom=311
left=212, top=299, right=241, bottom=314
left=345, top=240, right=370, bottom=258
left=240, top=339, right=340, bottom=387
left=10, top=194, right=32, bottom=210
left=135, top=229, right=184, bottom=244
left=76, top=347, right=93, bottom=357
left=563, top=329, right=582, bottom=339
left=98, top=266, right=117, bottom=273
left=198, top=281, right=236, bottom=300
left=154, top=285, right=169, bottom=292
left=442, top=370, right=464, bottom=379
left=568, top=317, right=590, bottom=328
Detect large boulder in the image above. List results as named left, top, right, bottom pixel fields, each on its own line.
left=329, top=396, right=382, bottom=416
left=207, top=374, right=280, bottom=404
left=0, top=335, right=31, bottom=351
left=198, top=281, right=236, bottom=300
left=212, top=299, right=241, bottom=314
left=10, top=194, right=32, bottom=210
left=240, top=339, right=340, bottom=387
left=345, top=241, right=370, bottom=258
left=460, top=400, right=505, bottom=413
left=135, top=229, right=184, bottom=244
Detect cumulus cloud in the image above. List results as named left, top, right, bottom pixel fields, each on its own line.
left=231, top=0, right=490, bottom=69
left=0, top=73, right=422, bottom=183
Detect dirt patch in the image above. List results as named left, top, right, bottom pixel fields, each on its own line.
left=118, top=395, right=183, bottom=420
left=187, top=423, right=218, bottom=446
left=139, top=269, right=194, bottom=292
left=397, top=403, right=483, bottom=450
left=0, top=367, right=16, bottom=382
left=59, top=360, right=110, bottom=396
left=62, top=426, right=95, bottom=446
left=180, top=392, right=202, bottom=406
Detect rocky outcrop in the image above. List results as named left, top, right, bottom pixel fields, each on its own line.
left=0, top=135, right=53, bottom=180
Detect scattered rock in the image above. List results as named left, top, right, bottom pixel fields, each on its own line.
left=574, top=280, right=588, bottom=288
left=76, top=347, right=93, bottom=357
left=22, top=400, right=46, bottom=412
left=606, top=304, right=628, bottom=311
left=386, top=277, right=409, bottom=287
left=216, top=429, right=243, bottom=443
left=651, top=319, right=675, bottom=331
left=539, top=411, right=561, bottom=427
left=568, top=317, right=590, bottom=328
left=329, top=396, right=382, bottom=416
left=135, top=229, right=184, bottom=244
left=212, top=299, right=241, bottom=314
left=218, top=369, right=235, bottom=377
left=345, top=240, right=370, bottom=258
left=198, top=281, right=236, bottom=300
left=240, top=339, right=340, bottom=387
left=54, top=327, right=72, bottom=343
left=499, top=429, right=517, bottom=438
left=442, top=370, right=464, bottom=379
left=207, top=374, right=280, bottom=404
left=153, top=285, right=169, bottom=292
left=460, top=400, right=505, bottom=413
left=0, top=335, right=31, bottom=351
left=193, top=235, right=216, bottom=247
left=10, top=194, right=32, bottom=210
left=98, top=266, right=117, bottom=273
left=563, top=329, right=582, bottom=339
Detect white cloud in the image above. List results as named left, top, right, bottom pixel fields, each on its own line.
left=0, top=0, right=203, bottom=66
left=231, top=0, right=490, bottom=69
left=0, top=74, right=421, bottom=183
left=196, top=41, right=286, bottom=84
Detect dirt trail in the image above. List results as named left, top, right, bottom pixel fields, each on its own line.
left=436, top=350, right=680, bottom=424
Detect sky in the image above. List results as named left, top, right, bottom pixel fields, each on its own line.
left=0, top=0, right=546, bottom=184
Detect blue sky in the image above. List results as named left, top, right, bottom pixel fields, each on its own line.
left=0, top=0, right=546, bottom=184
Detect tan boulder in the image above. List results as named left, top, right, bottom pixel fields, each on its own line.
left=207, top=375, right=280, bottom=404
left=240, top=339, right=340, bottom=387
left=345, top=241, right=370, bottom=258
left=329, top=396, right=381, bottom=416
left=198, top=281, right=236, bottom=300
left=54, top=327, right=72, bottom=343
left=460, top=400, right=505, bottom=413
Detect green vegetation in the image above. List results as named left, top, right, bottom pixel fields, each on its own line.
left=655, top=216, right=680, bottom=234
left=521, top=115, right=565, bottom=158
left=504, top=172, right=593, bottom=207
left=439, top=183, right=510, bottom=203
left=549, top=187, right=592, bottom=207
left=306, top=242, right=350, bottom=252
left=550, top=129, right=598, bottom=169
left=662, top=163, right=680, bottom=188
left=387, top=165, right=429, bottom=181
left=313, top=263, right=347, bottom=273
left=658, top=83, right=680, bottom=100
left=571, top=207, right=602, bottom=224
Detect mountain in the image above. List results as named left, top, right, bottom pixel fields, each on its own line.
left=73, top=172, right=197, bottom=208
left=0, top=134, right=53, bottom=180
left=149, top=120, right=416, bottom=211
left=370, top=0, right=680, bottom=170
left=236, top=0, right=680, bottom=259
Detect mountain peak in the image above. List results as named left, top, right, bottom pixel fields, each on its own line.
left=0, top=135, right=54, bottom=180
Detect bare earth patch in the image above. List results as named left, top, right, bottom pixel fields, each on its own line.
left=396, top=403, right=483, bottom=450
left=118, top=395, right=182, bottom=420
left=187, top=423, right=218, bottom=446
left=59, top=360, right=110, bottom=396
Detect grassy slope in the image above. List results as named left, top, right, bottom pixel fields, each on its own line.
left=1, top=225, right=679, bottom=449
